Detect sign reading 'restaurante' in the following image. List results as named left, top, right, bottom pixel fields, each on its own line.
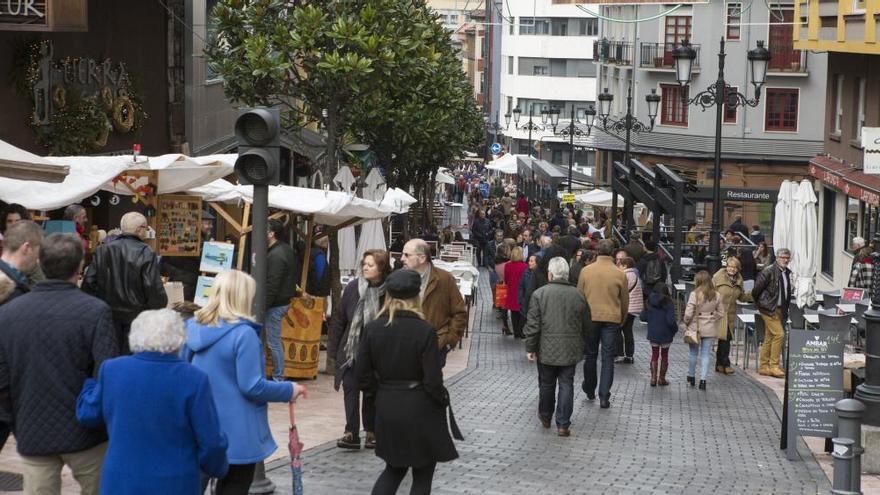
left=551, top=0, right=707, bottom=4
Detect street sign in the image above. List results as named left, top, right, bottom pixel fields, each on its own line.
left=490, top=143, right=502, bottom=155
left=862, top=127, right=880, bottom=174
left=561, top=193, right=576, bottom=204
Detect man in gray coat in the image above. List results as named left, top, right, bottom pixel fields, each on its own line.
left=524, top=257, right=591, bottom=437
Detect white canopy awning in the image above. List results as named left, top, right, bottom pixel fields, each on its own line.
left=0, top=140, right=70, bottom=183
left=380, top=187, right=417, bottom=214
left=188, top=179, right=393, bottom=227
left=436, top=169, right=455, bottom=185
left=575, top=189, right=614, bottom=207
left=485, top=154, right=519, bottom=174
left=0, top=153, right=235, bottom=211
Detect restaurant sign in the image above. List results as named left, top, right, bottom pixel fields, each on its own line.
left=862, top=127, right=880, bottom=174
left=810, top=163, right=880, bottom=206
left=0, top=0, right=87, bottom=31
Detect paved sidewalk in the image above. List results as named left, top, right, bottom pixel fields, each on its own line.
left=266, top=273, right=831, bottom=494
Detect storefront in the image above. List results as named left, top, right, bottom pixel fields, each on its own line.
left=810, top=155, right=880, bottom=290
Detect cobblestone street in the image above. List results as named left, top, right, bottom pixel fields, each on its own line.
left=267, top=272, right=831, bottom=494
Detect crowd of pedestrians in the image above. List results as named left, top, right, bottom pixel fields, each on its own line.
left=0, top=162, right=804, bottom=494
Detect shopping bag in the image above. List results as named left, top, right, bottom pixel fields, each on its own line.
left=494, top=282, right=507, bottom=309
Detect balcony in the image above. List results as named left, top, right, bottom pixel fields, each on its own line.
left=593, top=40, right=633, bottom=66
left=639, top=42, right=701, bottom=71
left=767, top=46, right=808, bottom=74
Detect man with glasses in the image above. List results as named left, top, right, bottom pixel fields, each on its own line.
left=751, top=248, right=792, bottom=379
left=83, top=212, right=167, bottom=354
left=401, top=239, right=467, bottom=367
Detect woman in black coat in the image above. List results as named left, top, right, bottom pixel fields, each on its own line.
left=356, top=269, right=459, bottom=495
left=327, top=249, right=391, bottom=450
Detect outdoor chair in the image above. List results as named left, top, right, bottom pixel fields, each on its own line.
left=741, top=309, right=763, bottom=371
left=788, top=302, right=806, bottom=330
left=822, top=293, right=841, bottom=310
left=818, top=313, right=851, bottom=342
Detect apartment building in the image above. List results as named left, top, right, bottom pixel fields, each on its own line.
left=592, top=1, right=827, bottom=231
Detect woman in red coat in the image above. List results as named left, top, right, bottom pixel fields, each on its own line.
left=504, top=246, right=528, bottom=339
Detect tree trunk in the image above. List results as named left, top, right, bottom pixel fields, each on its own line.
left=323, top=102, right=341, bottom=182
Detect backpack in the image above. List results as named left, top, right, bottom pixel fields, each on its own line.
left=643, top=257, right=664, bottom=286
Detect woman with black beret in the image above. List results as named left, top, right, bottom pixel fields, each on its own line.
left=356, top=269, right=461, bottom=495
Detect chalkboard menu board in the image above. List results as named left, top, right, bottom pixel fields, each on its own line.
left=157, top=195, right=202, bottom=257
left=787, top=330, right=844, bottom=437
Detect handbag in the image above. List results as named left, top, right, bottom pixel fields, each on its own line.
left=683, top=306, right=700, bottom=345
left=494, top=282, right=508, bottom=309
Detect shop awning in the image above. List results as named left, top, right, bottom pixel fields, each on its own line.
left=486, top=153, right=519, bottom=174
left=188, top=179, right=393, bottom=227
left=0, top=154, right=235, bottom=211
left=809, top=155, right=880, bottom=206
left=0, top=140, right=69, bottom=183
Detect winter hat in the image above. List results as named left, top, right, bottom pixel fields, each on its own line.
left=386, top=269, right=421, bottom=299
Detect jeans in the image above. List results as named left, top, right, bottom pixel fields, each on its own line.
left=716, top=326, right=733, bottom=368
left=537, top=363, right=576, bottom=428
left=583, top=323, right=618, bottom=400
left=265, top=305, right=289, bottom=380
left=688, top=337, right=715, bottom=380
left=616, top=314, right=635, bottom=358
left=372, top=463, right=436, bottom=495
left=343, top=367, right=375, bottom=435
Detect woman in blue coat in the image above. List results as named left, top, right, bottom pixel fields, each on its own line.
left=183, top=270, right=307, bottom=495
left=77, top=309, right=229, bottom=494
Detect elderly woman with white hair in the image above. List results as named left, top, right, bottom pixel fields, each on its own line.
left=76, top=309, right=230, bottom=494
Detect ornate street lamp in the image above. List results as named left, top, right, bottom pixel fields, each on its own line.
left=671, top=37, right=770, bottom=274
left=548, top=105, right=597, bottom=193
left=505, top=104, right=548, bottom=158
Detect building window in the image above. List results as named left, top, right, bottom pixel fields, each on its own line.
left=533, top=65, right=548, bottom=76
left=507, top=96, right=513, bottom=115
left=821, top=188, right=836, bottom=277
left=853, top=0, right=866, bottom=12
left=855, top=77, right=866, bottom=140
left=765, top=88, right=799, bottom=132
left=579, top=18, right=598, bottom=36
left=726, top=2, right=742, bottom=40
left=664, top=16, right=692, bottom=47
left=508, top=56, right=513, bottom=75
left=660, top=84, right=688, bottom=126
left=520, top=19, right=550, bottom=35
left=723, top=86, right=738, bottom=123
left=768, top=6, right=800, bottom=71
left=833, top=75, right=844, bottom=135
left=845, top=196, right=860, bottom=252
left=205, top=0, right=221, bottom=81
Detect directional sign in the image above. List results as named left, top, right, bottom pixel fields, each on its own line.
left=561, top=193, right=576, bottom=204
left=490, top=143, right=502, bottom=155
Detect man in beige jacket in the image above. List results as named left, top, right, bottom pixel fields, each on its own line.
left=577, top=239, right=629, bottom=409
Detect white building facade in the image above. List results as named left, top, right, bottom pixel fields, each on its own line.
left=499, top=0, right=599, bottom=170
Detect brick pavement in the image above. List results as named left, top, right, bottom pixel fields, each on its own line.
left=266, top=272, right=832, bottom=494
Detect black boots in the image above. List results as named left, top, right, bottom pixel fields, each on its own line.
left=698, top=380, right=706, bottom=391
left=687, top=376, right=695, bottom=387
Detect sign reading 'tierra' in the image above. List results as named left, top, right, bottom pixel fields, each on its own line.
left=0, top=0, right=87, bottom=31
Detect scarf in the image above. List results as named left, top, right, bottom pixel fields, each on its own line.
left=341, top=276, right=385, bottom=369
left=419, top=265, right=432, bottom=302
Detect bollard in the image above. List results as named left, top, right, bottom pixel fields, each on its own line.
left=836, top=399, right=866, bottom=494
left=831, top=437, right=859, bottom=495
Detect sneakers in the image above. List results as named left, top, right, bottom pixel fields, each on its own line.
left=614, top=356, right=634, bottom=364
left=336, top=432, right=361, bottom=450
left=769, top=367, right=786, bottom=378
left=364, top=431, right=376, bottom=449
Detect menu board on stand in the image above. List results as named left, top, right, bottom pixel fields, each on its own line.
left=156, top=195, right=202, bottom=257
left=783, top=330, right=845, bottom=460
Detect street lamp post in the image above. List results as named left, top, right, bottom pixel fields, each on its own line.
left=596, top=86, right=660, bottom=238
left=547, top=106, right=597, bottom=193
left=506, top=104, right=549, bottom=158
left=671, top=37, right=771, bottom=275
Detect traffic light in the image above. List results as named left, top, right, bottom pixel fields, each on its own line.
left=234, top=107, right=281, bottom=185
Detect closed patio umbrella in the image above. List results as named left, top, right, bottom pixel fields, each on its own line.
left=773, top=180, right=797, bottom=252
left=791, top=180, right=818, bottom=308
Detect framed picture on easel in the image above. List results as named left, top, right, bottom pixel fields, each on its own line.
left=200, top=241, right=235, bottom=274
left=156, top=195, right=202, bottom=256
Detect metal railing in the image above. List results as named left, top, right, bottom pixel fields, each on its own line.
left=768, top=46, right=807, bottom=73
left=594, top=40, right=633, bottom=66
left=639, top=42, right=701, bottom=70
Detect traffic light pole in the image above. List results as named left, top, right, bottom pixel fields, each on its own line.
left=249, top=186, right=272, bottom=493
